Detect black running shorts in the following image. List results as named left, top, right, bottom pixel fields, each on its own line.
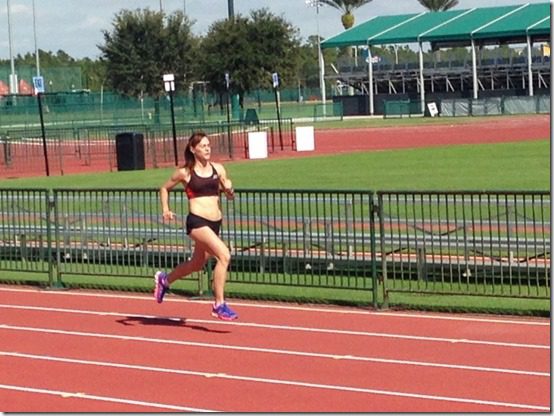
left=186, top=212, right=222, bottom=235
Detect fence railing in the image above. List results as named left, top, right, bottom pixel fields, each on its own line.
left=377, top=191, right=550, bottom=304
left=0, top=189, right=549, bottom=307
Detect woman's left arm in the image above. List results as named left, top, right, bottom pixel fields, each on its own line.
left=215, top=163, right=234, bottom=200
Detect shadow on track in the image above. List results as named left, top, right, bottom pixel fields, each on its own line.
left=116, top=315, right=231, bottom=334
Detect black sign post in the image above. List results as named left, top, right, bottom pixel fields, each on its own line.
left=163, top=74, right=178, bottom=166
left=33, top=75, right=50, bottom=176
left=36, top=92, right=50, bottom=176
left=272, top=72, right=283, bottom=150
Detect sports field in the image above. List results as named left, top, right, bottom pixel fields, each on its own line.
left=0, top=115, right=549, bottom=309
left=0, top=115, right=549, bottom=190
left=0, top=113, right=550, bottom=412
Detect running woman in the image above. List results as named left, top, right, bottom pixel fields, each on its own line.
left=154, top=131, right=238, bottom=320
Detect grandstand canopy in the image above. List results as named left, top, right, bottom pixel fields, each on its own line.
left=321, top=2, right=551, bottom=49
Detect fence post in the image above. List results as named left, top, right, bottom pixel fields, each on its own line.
left=19, top=234, right=27, bottom=262
left=46, top=191, right=54, bottom=286
left=258, top=237, right=266, bottom=273
left=377, top=193, right=389, bottom=309
left=49, top=190, right=64, bottom=288
left=370, top=192, right=379, bottom=309
left=303, top=219, right=311, bottom=257
left=416, top=247, right=427, bottom=280
left=80, top=216, right=89, bottom=261
left=63, top=214, right=70, bottom=258
left=346, top=197, right=354, bottom=258
left=282, top=241, right=290, bottom=275
left=324, top=221, right=334, bottom=256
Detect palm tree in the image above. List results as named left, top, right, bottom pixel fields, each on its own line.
left=417, top=0, right=459, bottom=12
left=418, top=0, right=459, bottom=63
left=319, top=0, right=373, bottom=30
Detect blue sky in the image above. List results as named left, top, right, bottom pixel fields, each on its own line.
left=0, top=0, right=549, bottom=60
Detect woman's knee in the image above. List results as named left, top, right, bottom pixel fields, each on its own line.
left=216, top=249, right=231, bottom=267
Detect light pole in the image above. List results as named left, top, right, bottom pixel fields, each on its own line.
left=7, top=0, right=18, bottom=94
left=32, top=0, right=40, bottom=76
left=163, top=73, right=178, bottom=166
left=306, top=0, right=326, bottom=115
left=228, top=0, right=234, bottom=18
left=224, top=72, right=232, bottom=159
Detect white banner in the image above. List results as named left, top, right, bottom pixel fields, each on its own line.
left=295, top=126, right=315, bottom=152
left=247, top=131, right=268, bottom=159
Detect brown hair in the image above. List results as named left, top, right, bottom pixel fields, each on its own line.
left=183, top=131, right=207, bottom=172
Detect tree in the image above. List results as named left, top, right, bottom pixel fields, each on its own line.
left=80, top=58, right=107, bottom=91
left=199, top=9, right=301, bottom=107
left=319, top=0, right=373, bottom=30
left=417, top=0, right=459, bottom=11
left=418, top=0, right=459, bottom=62
left=98, top=8, right=198, bottom=98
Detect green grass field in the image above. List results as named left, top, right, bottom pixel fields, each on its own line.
left=0, top=139, right=549, bottom=191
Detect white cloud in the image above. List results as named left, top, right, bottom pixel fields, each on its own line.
left=2, top=2, right=31, bottom=15
left=81, top=15, right=110, bottom=29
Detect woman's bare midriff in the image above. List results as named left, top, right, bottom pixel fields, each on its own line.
left=189, top=196, right=222, bottom=221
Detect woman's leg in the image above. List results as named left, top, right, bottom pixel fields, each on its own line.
left=189, top=227, right=231, bottom=305
left=167, top=240, right=210, bottom=285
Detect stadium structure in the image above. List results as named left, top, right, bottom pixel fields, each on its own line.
left=321, top=2, right=550, bottom=116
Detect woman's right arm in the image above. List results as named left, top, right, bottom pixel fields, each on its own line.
left=160, top=168, right=187, bottom=220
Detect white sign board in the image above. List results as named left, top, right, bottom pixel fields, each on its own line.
left=295, top=126, right=315, bottom=152
left=163, top=73, right=175, bottom=92
left=32, top=76, right=44, bottom=93
left=272, top=72, right=279, bottom=89
left=365, top=56, right=381, bottom=64
left=427, top=102, right=439, bottom=117
left=247, top=131, right=268, bottom=159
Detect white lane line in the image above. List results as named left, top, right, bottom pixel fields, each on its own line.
left=1, top=351, right=549, bottom=412
left=0, top=383, right=216, bottom=412
left=0, top=323, right=549, bottom=377
left=0, top=304, right=549, bottom=350
left=0, top=286, right=548, bottom=326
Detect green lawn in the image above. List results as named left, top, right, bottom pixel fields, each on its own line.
left=0, top=139, right=549, bottom=191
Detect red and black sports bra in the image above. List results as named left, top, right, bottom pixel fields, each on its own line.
left=185, top=164, right=220, bottom=199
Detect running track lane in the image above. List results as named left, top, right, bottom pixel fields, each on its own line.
left=0, top=287, right=550, bottom=412
left=270, top=115, right=550, bottom=160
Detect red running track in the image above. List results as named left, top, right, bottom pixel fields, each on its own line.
left=0, top=286, right=550, bottom=412
left=273, top=114, right=550, bottom=159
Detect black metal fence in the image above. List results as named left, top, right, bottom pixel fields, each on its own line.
left=0, top=189, right=549, bottom=306
left=377, top=191, right=550, bottom=304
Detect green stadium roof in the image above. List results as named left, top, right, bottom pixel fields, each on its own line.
left=321, top=2, right=550, bottom=48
